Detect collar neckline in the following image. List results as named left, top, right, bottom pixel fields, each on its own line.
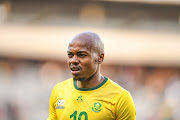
left=74, top=77, right=108, bottom=91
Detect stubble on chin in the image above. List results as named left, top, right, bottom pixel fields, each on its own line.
left=73, top=77, right=87, bottom=81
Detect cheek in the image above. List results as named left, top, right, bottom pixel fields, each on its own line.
left=94, top=58, right=98, bottom=64
left=81, top=59, right=92, bottom=68
left=80, top=57, right=97, bottom=70
left=87, top=59, right=98, bottom=70
left=67, top=59, right=71, bottom=66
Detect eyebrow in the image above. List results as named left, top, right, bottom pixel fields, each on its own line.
left=67, top=51, right=88, bottom=54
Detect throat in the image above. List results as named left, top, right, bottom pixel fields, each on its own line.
left=75, top=75, right=104, bottom=88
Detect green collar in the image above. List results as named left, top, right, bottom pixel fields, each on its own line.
left=74, top=77, right=108, bottom=91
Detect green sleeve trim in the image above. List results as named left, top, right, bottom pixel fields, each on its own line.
left=74, top=77, right=108, bottom=91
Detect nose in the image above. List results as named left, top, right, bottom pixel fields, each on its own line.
left=69, top=55, right=79, bottom=64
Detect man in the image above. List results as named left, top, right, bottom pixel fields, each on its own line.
left=48, top=32, right=136, bottom=120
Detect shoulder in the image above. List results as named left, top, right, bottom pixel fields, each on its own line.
left=105, top=78, right=127, bottom=94
left=56, top=78, right=73, bottom=86
left=53, top=78, right=73, bottom=91
left=104, top=78, right=133, bottom=102
left=106, top=79, right=136, bottom=118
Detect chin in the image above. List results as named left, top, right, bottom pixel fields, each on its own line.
left=73, top=77, right=87, bottom=81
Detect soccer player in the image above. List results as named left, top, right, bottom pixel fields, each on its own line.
left=47, top=32, right=136, bottom=120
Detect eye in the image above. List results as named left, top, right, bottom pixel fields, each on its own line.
left=68, top=53, right=73, bottom=58
left=78, top=54, right=87, bottom=57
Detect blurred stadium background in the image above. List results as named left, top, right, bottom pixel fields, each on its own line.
left=0, top=0, right=180, bottom=120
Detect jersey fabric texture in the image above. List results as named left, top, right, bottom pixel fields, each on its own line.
left=48, top=77, right=136, bottom=120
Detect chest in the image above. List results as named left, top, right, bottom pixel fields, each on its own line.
left=55, top=92, right=116, bottom=120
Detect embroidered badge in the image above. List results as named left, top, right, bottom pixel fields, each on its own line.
left=56, top=99, right=65, bottom=109
left=92, top=102, right=102, bottom=112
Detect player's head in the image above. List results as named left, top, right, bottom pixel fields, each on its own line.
left=67, top=32, right=104, bottom=81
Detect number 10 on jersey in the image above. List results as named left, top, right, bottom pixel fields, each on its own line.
left=70, top=110, right=88, bottom=120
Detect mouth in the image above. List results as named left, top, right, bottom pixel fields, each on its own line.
left=70, top=66, right=81, bottom=74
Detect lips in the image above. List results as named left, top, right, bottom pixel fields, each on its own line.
left=71, top=67, right=80, bottom=71
left=70, top=66, right=81, bottom=74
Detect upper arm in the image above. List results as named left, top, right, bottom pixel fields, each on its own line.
left=115, top=91, right=136, bottom=120
left=47, top=86, right=58, bottom=120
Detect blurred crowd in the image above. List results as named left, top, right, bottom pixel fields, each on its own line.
left=0, top=58, right=180, bottom=120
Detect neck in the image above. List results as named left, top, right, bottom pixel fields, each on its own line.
left=76, top=74, right=104, bottom=88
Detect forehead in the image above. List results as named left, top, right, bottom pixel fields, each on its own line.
left=68, top=39, right=94, bottom=52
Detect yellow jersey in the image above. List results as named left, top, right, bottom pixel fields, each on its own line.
left=48, top=77, right=136, bottom=120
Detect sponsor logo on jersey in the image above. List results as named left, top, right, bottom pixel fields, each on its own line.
left=76, top=95, right=83, bottom=102
left=56, top=99, right=65, bottom=109
left=92, top=102, right=102, bottom=112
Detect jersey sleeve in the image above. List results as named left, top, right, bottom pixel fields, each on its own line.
left=115, top=91, right=136, bottom=120
left=47, top=85, right=58, bottom=120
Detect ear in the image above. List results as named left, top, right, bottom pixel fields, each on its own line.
left=98, top=54, right=104, bottom=64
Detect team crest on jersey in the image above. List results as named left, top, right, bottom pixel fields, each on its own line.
left=92, top=102, right=102, bottom=112
left=56, top=99, right=65, bottom=109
